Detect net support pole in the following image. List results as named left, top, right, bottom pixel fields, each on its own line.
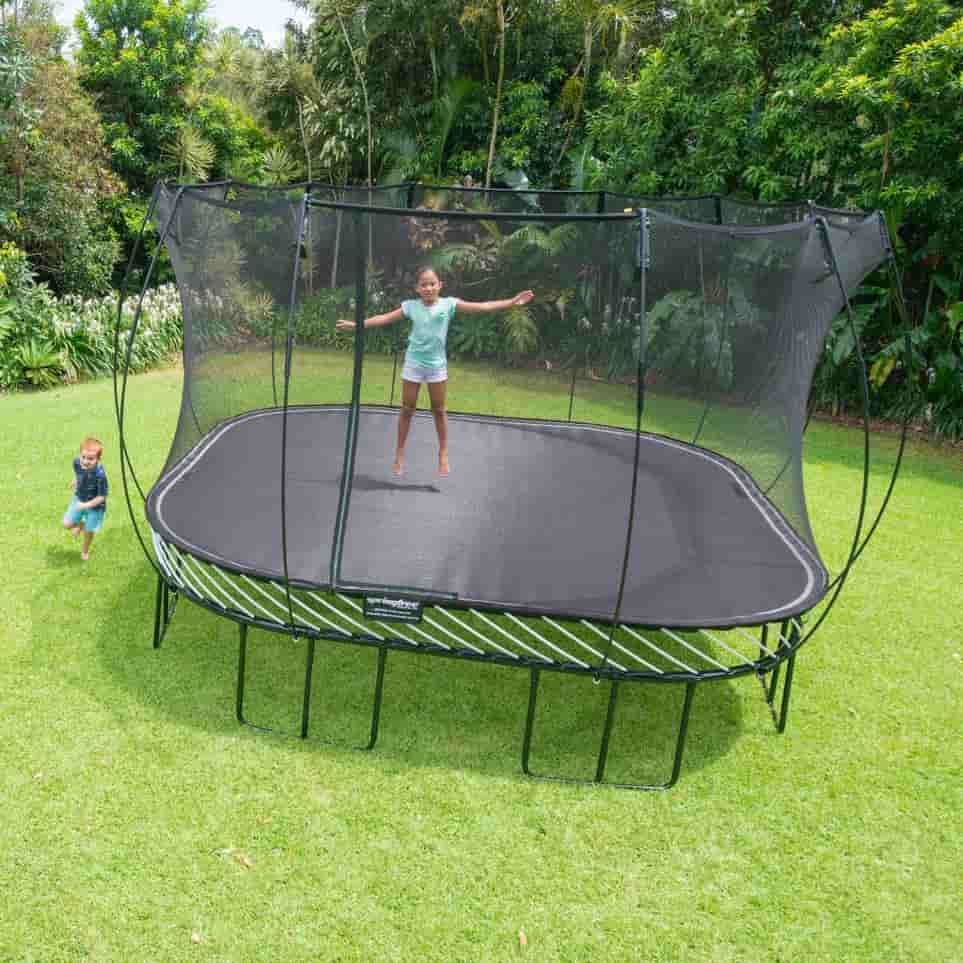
left=833, top=236, right=912, bottom=573
left=330, top=208, right=369, bottom=588
left=114, top=186, right=183, bottom=587
left=797, top=217, right=875, bottom=647
left=594, top=209, right=650, bottom=677
left=279, top=189, right=310, bottom=632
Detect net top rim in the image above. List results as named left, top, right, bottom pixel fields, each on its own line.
left=157, top=185, right=872, bottom=235
left=154, top=179, right=878, bottom=230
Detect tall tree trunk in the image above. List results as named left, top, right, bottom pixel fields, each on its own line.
left=335, top=8, right=372, bottom=188
left=553, top=21, right=593, bottom=175
left=335, top=6, right=373, bottom=261
left=485, top=1, right=506, bottom=189
left=298, top=99, right=314, bottom=294
left=331, top=209, right=342, bottom=288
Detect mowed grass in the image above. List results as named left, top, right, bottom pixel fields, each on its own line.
left=1, top=358, right=960, bottom=961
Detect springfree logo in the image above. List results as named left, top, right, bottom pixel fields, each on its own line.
left=363, top=595, right=425, bottom=624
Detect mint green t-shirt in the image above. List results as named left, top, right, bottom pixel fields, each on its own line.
left=402, top=296, right=458, bottom=369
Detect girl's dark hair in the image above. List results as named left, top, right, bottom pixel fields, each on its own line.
left=415, top=265, right=441, bottom=282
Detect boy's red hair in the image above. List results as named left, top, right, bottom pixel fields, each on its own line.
left=81, top=436, right=104, bottom=459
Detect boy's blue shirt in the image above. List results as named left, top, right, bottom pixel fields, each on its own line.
left=401, top=296, right=458, bottom=368
left=73, top=457, right=108, bottom=510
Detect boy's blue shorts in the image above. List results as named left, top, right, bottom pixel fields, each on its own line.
left=64, top=497, right=106, bottom=533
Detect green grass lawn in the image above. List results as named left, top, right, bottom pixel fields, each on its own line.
left=1, top=362, right=960, bottom=961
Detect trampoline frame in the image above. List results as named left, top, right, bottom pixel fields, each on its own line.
left=116, top=181, right=911, bottom=790
left=150, top=568, right=802, bottom=791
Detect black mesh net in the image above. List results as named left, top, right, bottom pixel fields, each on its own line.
left=408, top=183, right=602, bottom=215
left=144, top=183, right=889, bottom=627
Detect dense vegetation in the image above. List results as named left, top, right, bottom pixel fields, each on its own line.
left=1, top=0, right=960, bottom=436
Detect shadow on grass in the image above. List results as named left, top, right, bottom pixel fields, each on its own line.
left=82, top=568, right=754, bottom=787
left=45, top=542, right=83, bottom=569
left=45, top=528, right=126, bottom=570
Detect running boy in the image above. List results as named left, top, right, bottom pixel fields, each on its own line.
left=63, top=436, right=108, bottom=561
left=336, top=268, right=534, bottom=476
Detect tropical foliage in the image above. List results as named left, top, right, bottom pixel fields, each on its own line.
left=0, top=240, right=181, bottom=390
left=0, top=0, right=959, bottom=435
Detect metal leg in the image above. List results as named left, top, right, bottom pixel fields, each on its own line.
left=767, top=663, right=782, bottom=704
left=236, top=623, right=248, bottom=724
left=760, top=621, right=800, bottom=732
left=776, top=653, right=797, bottom=734
left=521, top=675, right=698, bottom=791
left=359, top=648, right=387, bottom=750
left=521, top=668, right=541, bottom=775
left=594, top=681, right=620, bottom=782
left=153, top=575, right=165, bottom=649
left=664, top=682, right=696, bottom=790
left=300, top=638, right=316, bottom=739
left=758, top=624, right=769, bottom=664
left=234, top=631, right=389, bottom=747
left=153, top=576, right=175, bottom=648
left=767, top=620, right=789, bottom=700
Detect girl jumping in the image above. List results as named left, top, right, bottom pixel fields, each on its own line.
left=336, top=267, right=534, bottom=476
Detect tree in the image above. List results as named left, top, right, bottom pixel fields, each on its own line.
left=0, top=22, right=37, bottom=205
left=461, top=0, right=513, bottom=187
left=0, top=6, right=120, bottom=294
left=552, top=0, right=653, bottom=174
left=75, top=0, right=212, bottom=191
left=588, top=0, right=844, bottom=194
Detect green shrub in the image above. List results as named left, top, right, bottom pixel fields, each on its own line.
left=0, top=241, right=182, bottom=391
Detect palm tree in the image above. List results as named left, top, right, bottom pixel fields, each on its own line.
left=553, top=0, right=649, bottom=175
left=161, top=89, right=216, bottom=182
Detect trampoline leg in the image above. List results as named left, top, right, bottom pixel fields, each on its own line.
left=521, top=668, right=541, bottom=775
left=761, top=621, right=799, bottom=733
left=594, top=681, right=620, bottom=783
left=521, top=673, right=696, bottom=791
left=767, top=663, right=782, bottom=704
left=776, top=653, right=797, bottom=734
left=153, top=575, right=165, bottom=649
left=758, top=624, right=769, bottom=664
left=152, top=577, right=176, bottom=648
left=664, top=682, right=697, bottom=790
left=236, top=623, right=248, bottom=724
left=300, top=638, right=316, bottom=739
left=360, top=648, right=388, bottom=751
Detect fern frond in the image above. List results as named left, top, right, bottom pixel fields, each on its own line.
left=503, top=306, right=537, bottom=355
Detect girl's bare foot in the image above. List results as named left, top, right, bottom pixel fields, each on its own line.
left=438, top=452, right=449, bottom=476
left=392, top=458, right=404, bottom=476
left=81, top=550, right=90, bottom=561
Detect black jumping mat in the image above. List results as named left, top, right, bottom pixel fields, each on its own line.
left=146, top=406, right=827, bottom=628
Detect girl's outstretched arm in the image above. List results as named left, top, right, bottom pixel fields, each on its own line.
left=455, top=290, right=534, bottom=315
left=336, top=307, right=404, bottom=331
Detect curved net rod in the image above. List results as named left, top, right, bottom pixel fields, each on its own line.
left=796, top=218, right=875, bottom=647
left=824, top=253, right=913, bottom=589
left=279, top=190, right=311, bottom=632
left=690, top=235, right=739, bottom=448
left=113, top=185, right=186, bottom=579
left=594, top=210, right=647, bottom=677
left=112, top=187, right=161, bottom=502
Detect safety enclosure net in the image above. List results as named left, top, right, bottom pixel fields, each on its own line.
left=145, top=182, right=889, bottom=628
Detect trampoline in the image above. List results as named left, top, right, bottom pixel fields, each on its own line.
left=147, top=406, right=826, bottom=628
left=117, top=180, right=907, bottom=790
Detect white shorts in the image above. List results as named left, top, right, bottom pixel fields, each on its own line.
left=401, top=361, right=448, bottom=384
